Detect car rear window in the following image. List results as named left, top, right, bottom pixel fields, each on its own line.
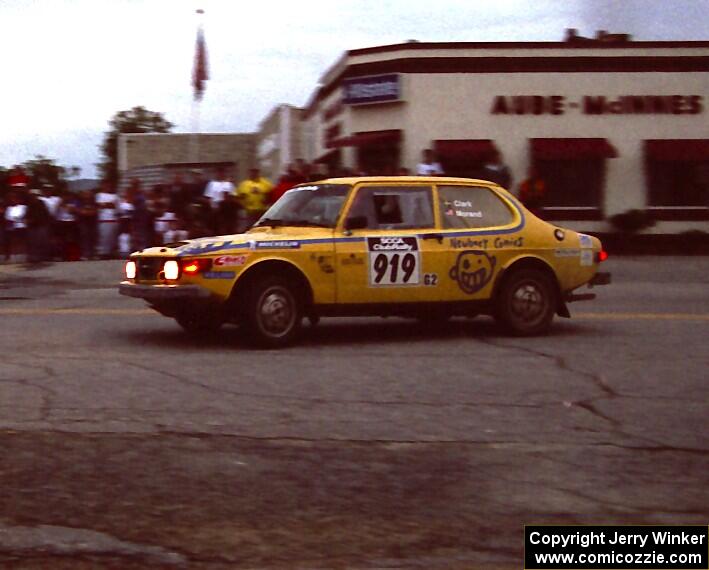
left=438, top=185, right=514, bottom=229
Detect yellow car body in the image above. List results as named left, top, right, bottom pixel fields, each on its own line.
left=120, top=177, right=610, bottom=346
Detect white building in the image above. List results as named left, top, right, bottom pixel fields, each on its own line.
left=300, top=33, right=709, bottom=233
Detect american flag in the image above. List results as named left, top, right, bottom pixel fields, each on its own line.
left=192, top=26, right=209, bottom=100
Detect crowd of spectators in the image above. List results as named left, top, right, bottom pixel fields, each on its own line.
left=1, top=153, right=540, bottom=264
left=0, top=160, right=325, bottom=264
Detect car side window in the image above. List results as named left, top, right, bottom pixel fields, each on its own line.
left=347, top=186, right=434, bottom=229
left=438, top=185, right=515, bottom=229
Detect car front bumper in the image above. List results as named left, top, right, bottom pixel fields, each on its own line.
left=119, top=281, right=212, bottom=301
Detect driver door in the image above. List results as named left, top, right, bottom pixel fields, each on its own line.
left=334, top=184, right=448, bottom=305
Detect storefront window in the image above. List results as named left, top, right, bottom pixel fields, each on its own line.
left=438, top=185, right=514, bottom=229
left=529, top=139, right=617, bottom=221
left=535, top=159, right=605, bottom=211
left=644, top=141, right=709, bottom=218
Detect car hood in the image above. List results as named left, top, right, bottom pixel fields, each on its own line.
left=137, top=226, right=335, bottom=257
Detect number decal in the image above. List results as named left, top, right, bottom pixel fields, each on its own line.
left=367, top=237, right=420, bottom=286
left=424, top=273, right=438, bottom=286
left=373, top=253, right=388, bottom=283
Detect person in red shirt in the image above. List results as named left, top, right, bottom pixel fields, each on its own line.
left=518, top=166, right=547, bottom=217
left=268, top=166, right=300, bottom=205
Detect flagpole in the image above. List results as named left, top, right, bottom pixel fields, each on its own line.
left=191, top=8, right=206, bottom=166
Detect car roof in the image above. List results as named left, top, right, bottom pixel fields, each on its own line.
left=313, top=176, right=499, bottom=186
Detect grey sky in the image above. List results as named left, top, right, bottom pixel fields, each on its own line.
left=1, top=0, right=707, bottom=178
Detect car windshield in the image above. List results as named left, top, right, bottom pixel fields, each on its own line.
left=254, top=184, right=351, bottom=229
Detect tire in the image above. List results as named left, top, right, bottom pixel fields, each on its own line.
left=242, top=275, right=302, bottom=348
left=175, top=308, right=224, bottom=335
left=494, top=268, right=556, bottom=336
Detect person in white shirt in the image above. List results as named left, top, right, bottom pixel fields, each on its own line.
left=203, top=167, right=235, bottom=208
left=95, top=182, right=120, bottom=258
left=416, top=149, right=444, bottom=176
left=4, top=191, right=27, bottom=262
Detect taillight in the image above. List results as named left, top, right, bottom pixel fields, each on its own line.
left=180, top=258, right=212, bottom=275
left=596, top=250, right=609, bottom=263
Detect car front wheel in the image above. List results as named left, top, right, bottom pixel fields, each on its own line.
left=495, top=268, right=556, bottom=336
left=243, top=275, right=302, bottom=348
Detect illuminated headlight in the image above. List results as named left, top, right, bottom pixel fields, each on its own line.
left=163, top=260, right=180, bottom=280
left=125, top=260, right=137, bottom=280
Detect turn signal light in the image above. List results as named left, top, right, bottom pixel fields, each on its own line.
left=180, top=258, right=212, bottom=275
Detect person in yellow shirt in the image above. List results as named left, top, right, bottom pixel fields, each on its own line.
left=236, top=168, right=273, bottom=229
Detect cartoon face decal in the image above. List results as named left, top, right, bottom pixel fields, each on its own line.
left=449, top=250, right=497, bottom=295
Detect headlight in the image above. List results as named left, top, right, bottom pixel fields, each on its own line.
left=163, top=260, right=180, bottom=280
left=125, top=260, right=137, bottom=279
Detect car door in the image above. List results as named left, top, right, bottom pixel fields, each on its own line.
left=334, top=183, right=450, bottom=305
left=435, top=183, right=525, bottom=301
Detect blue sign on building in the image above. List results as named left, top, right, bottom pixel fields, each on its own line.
left=343, top=74, right=401, bottom=105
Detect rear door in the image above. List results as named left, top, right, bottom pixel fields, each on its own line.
left=436, top=183, right=524, bottom=300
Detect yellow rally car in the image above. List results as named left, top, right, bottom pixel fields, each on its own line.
left=119, top=177, right=610, bottom=347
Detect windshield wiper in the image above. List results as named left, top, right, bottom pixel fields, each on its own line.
left=284, top=219, right=332, bottom=228
left=254, top=217, right=286, bottom=228
left=256, top=218, right=331, bottom=228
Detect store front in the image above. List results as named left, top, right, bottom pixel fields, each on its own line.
left=300, top=34, right=709, bottom=232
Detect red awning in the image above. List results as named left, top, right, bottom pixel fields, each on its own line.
left=328, top=129, right=401, bottom=148
left=434, top=139, right=497, bottom=161
left=645, top=139, right=709, bottom=162
left=531, top=138, right=618, bottom=160
left=315, top=148, right=340, bottom=164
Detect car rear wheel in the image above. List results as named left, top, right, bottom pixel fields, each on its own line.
left=495, top=268, right=556, bottom=336
left=243, top=275, right=302, bottom=348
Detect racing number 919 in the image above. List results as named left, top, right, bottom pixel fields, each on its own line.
left=371, top=252, right=420, bottom=285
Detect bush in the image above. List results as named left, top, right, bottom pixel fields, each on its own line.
left=609, top=209, right=656, bottom=233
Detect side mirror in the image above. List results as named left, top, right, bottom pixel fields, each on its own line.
left=344, top=216, right=368, bottom=231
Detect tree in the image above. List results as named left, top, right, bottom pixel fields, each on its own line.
left=98, top=106, right=173, bottom=187
left=22, top=155, right=69, bottom=191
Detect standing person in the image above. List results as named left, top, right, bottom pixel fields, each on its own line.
left=203, top=167, right=234, bottom=209
left=77, top=190, right=98, bottom=260
left=95, top=181, right=119, bottom=259
left=25, top=189, right=52, bottom=263
left=215, top=193, right=241, bottom=235
left=55, top=190, right=81, bottom=260
left=236, top=167, right=273, bottom=229
left=0, top=194, right=6, bottom=262
left=416, top=149, right=444, bottom=176
left=4, top=190, right=27, bottom=263
left=39, top=184, right=61, bottom=259
left=479, top=149, right=513, bottom=189
left=165, top=171, right=190, bottom=221
left=269, top=166, right=299, bottom=205
left=518, top=166, right=547, bottom=217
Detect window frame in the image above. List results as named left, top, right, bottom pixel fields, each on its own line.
left=342, top=184, right=436, bottom=231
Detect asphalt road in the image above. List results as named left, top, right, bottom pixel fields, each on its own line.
left=0, top=257, right=707, bottom=569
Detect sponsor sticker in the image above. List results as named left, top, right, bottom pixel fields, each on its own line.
left=203, top=271, right=236, bottom=279
left=579, top=234, right=593, bottom=248
left=580, top=250, right=594, bottom=266
left=449, top=250, right=496, bottom=295
left=367, top=237, right=420, bottom=286
left=251, top=240, right=301, bottom=250
left=214, top=255, right=248, bottom=267
left=555, top=248, right=581, bottom=257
